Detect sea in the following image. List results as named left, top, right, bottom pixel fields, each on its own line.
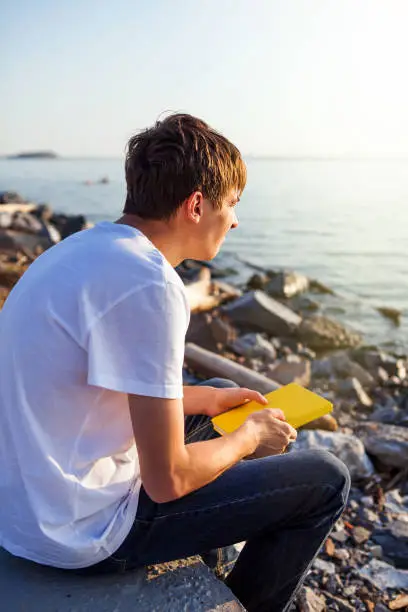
left=1, top=157, right=407, bottom=353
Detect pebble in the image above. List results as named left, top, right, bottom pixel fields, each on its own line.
left=331, top=529, right=349, bottom=543
left=313, top=558, right=336, bottom=575
left=333, top=548, right=350, bottom=562
left=352, top=526, right=371, bottom=544
left=361, top=508, right=380, bottom=524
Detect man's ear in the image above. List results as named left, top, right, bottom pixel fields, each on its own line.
left=185, top=191, right=203, bottom=224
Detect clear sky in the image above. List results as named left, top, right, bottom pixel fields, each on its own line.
left=2, top=0, right=408, bottom=157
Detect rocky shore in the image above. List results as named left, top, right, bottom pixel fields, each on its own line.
left=1, top=191, right=407, bottom=611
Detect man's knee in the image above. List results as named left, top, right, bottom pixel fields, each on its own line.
left=198, top=378, right=239, bottom=389
left=304, top=449, right=351, bottom=508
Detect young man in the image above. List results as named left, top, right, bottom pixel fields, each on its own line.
left=0, top=114, right=350, bottom=612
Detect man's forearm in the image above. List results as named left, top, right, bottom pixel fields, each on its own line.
left=183, top=385, right=215, bottom=416
left=168, top=422, right=258, bottom=501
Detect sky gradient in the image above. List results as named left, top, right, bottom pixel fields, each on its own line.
left=2, top=0, right=408, bottom=157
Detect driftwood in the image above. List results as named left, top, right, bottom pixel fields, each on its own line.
left=184, top=342, right=280, bottom=393
left=184, top=268, right=241, bottom=313
left=0, top=203, right=37, bottom=214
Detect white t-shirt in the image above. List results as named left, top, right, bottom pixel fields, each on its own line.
left=0, top=221, right=190, bottom=568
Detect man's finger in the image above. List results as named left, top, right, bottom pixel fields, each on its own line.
left=239, top=389, right=268, bottom=405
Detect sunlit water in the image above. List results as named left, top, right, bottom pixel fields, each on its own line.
left=1, top=158, right=407, bottom=352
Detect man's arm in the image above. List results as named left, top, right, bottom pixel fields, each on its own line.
left=128, top=394, right=296, bottom=503
left=128, top=394, right=258, bottom=503
left=182, top=384, right=268, bottom=417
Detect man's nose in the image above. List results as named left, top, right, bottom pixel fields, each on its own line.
left=231, top=211, right=239, bottom=229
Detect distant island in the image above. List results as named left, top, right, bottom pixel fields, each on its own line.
left=7, top=151, right=58, bottom=160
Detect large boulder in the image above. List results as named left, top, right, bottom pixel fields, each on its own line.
left=291, top=430, right=374, bottom=481
left=298, top=316, right=362, bottom=351
left=357, top=422, right=408, bottom=468
left=222, top=290, right=301, bottom=336
left=265, top=271, right=309, bottom=299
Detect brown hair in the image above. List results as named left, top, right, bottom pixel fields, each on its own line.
left=124, top=113, right=246, bottom=220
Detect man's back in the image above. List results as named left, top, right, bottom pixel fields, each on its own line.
left=0, top=221, right=188, bottom=568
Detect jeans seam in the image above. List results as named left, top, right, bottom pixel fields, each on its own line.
left=185, top=422, right=213, bottom=443
left=154, top=483, right=338, bottom=520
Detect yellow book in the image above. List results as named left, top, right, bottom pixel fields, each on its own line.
left=211, top=383, right=333, bottom=435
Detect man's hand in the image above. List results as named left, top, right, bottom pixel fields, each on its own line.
left=183, top=385, right=269, bottom=417
left=243, top=409, right=297, bottom=459
left=207, top=386, right=269, bottom=418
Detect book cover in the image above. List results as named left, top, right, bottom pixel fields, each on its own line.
left=211, top=383, right=333, bottom=435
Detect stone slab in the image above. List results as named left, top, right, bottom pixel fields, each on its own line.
left=0, top=548, right=244, bottom=612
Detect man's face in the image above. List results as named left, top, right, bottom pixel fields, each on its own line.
left=199, top=189, right=240, bottom=260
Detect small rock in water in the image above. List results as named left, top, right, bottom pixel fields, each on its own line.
left=265, top=270, right=309, bottom=298
left=309, top=279, right=335, bottom=295
left=377, top=306, right=402, bottom=325
left=222, top=290, right=301, bottom=336
left=247, top=273, right=268, bottom=290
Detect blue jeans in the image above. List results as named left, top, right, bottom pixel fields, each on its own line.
left=79, top=379, right=350, bottom=612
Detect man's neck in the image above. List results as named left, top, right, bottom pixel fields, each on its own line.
left=115, top=214, right=185, bottom=267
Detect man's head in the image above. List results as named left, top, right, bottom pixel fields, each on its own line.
left=123, top=113, right=246, bottom=260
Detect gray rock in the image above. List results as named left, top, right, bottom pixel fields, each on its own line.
left=384, top=490, right=408, bottom=516
left=246, top=273, right=268, bottom=290
left=331, top=529, right=349, bottom=544
left=266, top=357, right=311, bottom=387
left=222, top=290, right=301, bottom=336
left=352, top=526, right=371, bottom=544
left=370, top=403, right=401, bottom=425
left=322, top=593, right=354, bottom=612
left=373, top=526, right=408, bottom=569
left=311, top=358, right=334, bottom=379
left=265, top=271, right=309, bottom=299
left=336, top=378, right=373, bottom=407
left=358, top=422, right=408, bottom=468
left=298, top=316, right=361, bottom=351
left=0, top=549, right=243, bottom=612
left=313, top=558, right=336, bottom=574
left=333, top=548, right=350, bottom=561
left=297, top=586, right=326, bottom=612
left=381, top=356, right=407, bottom=379
left=330, top=353, right=375, bottom=388
left=360, top=508, right=380, bottom=524
left=358, top=559, right=408, bottom=591
left=230, top=333, right=277, bottom=362
left=292, top=430, right=375, bottom=480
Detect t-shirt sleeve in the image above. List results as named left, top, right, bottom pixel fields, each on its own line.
left=86, top=281, right=188, bottom=398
